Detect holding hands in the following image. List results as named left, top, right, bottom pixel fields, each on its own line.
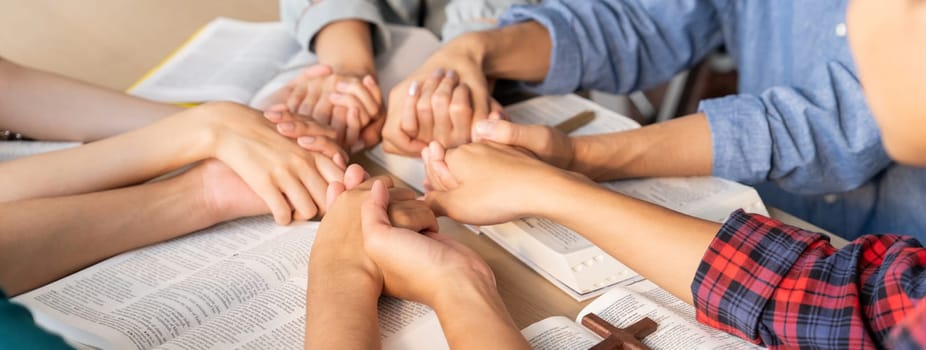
left=265, top=64, right=385, bottom=152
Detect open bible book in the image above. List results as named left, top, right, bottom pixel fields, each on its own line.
left=128, top=17, right=441, bottom=109
left=522, top=280, right=761, bottom=349
left=13, top=217, right=450, bottom=350
left=367, top=94, right=769, bottom=300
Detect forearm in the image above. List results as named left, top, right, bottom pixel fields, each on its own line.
left=0, top=58, right=181, bottom=141
left=315, top=20, right=376, bottom=76
left=432, top=276, right=528, bottom=349
left=305, top=270, right=381, bottom=350
left=0, top=172, right=219, bottom=295
left=0, top=110, right=212, bottom=202
left=466, top=21, right=553, bottom=83
left=571, top=113, right=713, bottom=181
left=538, top=177, right=720, bottom=304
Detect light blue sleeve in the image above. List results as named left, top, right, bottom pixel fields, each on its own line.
left=701, top=62, right=891, bottom=194
left=497, top=0, right=723, bottom=94
left=279, top=0, right=392, bottom=55
left=441, top=0, right=539, bottom=41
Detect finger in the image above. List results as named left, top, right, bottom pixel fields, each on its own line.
left=400, top=81, right=421, bottom=137
left=388, top=200, right=439, bottom=233
left=313, top=153, right=347, bottom=185
left=345, top=108, right=362, bottom=152
left=331, top=106, right=348, bottom=146
left=352, top=175, right=395, bottom=191
left=253, top=180, right=293, bottom=225
left=421, top=147, right=443, bottom=192
left=427, top=141, right=460, bottom=189
left=296, top=136, right=348, bottom=164
left=286, top=83, right=308, bottom=113
left=490, top=99, right=508, bottom=120
left=361, top=180, right=393, bottom=232
left=299, top=164, right=330, bottom=217
left=279, top=173, right=317, bottom=221
left=298, top=82, right=322, bottom=117
left=326, top=181, right=347, bottom=209
left=311, top=92, right=333, bottom=125
left=432, top=71, right=458, bottom=145
left=334, top=80, right=381, bottom=116
left=264, top=104, right=293, bottom=123
left=343, top=163, right=367, bottom=189
left=389, top=187, right=417, bottom=202
left=332, top=152, right=348, bottom=170
left=363, top=75, right=383, bottom=105
left=449, top=83, right=474, bottom=146
left=303, top=64, right=333, bottom=79
left=473, top=119, right=552, bottom=153
left=359, top=114, right=385, bottom=150
left=416, top=69, right=444, bottom=142
left=276, top=119, right=338, bottom=140
left=423, top=191, right=450, bottom=218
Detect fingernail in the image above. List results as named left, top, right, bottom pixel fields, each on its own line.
left=408, top=81, right=419, bottom=96
left=277, top=122, right=294, bottom=132
left=475, top=120, right=495, bottom=137
left=446, top=70, right=457, bottom=79
left=298, top=136, right=316, bottom=146
left=351, top=141, right=366, bottom=153
left=428, top=142, right=441, bottom=158
left=265, top=111, right=282, bottom=120
left=432, top=68, right=445, bottom=78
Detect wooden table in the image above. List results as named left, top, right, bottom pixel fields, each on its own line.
left=0, top=1, right=838, bottom=330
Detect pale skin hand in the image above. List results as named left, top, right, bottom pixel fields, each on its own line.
left=263, top=20, right=385, bottom=152
left=423, top=141, right=721, bottom=304
left=0, top=101, right=346, bottom=225
left=0, top=159, right=268, bottom=296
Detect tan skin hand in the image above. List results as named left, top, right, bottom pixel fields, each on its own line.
left=196, top=102, right=346, bottom=224
left=422, top=140, right=592, bottom=225
left=472, top=118, right=577, bottom=171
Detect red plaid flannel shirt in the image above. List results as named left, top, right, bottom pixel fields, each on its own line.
left=692, top=210, right=926, bottom=349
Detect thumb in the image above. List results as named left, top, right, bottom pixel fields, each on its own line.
left=303, top=64, right=333, bottom=79
left=361, top=180, right=393, bottom=233
left=472, top=119, right=526, bottom=145
left=325, top=181, right=346, bottom=211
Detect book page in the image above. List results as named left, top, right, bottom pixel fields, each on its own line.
left=130, top=18, right=301, bottom=104
left=521, top=316, right=600, bottom=350
left=15, top=216, right=445, bottom=349
left=577, top=280, right=762, bottom=349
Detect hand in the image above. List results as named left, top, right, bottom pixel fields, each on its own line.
left=422, top=141, right=591, bottom=225
left=384, top=44, right=494, bottom=156
left=472, top=118, right=576, bottom=170
left=192, top=102, right=346, bottom=224
left=263, top=104, right=348, bottom=167
left=359, top=177, right=495, bottom=308
left=189, top=159, right=268, bottom=223
left=265, top=64, right=383, bottom=151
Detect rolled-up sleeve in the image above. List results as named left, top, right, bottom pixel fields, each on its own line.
left=693, top=210, right=926, bottom=348
left=497, top=0, right=722, bottom=94
left=279, top=0, right=392, bottom=55
left=700, top=62, right=891, bottom=194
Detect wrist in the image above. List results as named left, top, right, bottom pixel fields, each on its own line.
left=316, top=20, right=377, bottom=77
left=443, top=31, right=488, bottom=70
left=534, top=173, right=599, bottom=221
left=430, top=269, right=503, bottom=319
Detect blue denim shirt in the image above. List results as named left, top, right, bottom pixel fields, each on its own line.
left=499, top=0, right=926, bottom=239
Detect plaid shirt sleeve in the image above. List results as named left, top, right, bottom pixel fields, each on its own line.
left=691, top=210, right=926, bottom=349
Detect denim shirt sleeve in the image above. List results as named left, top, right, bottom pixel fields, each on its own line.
left=700, top=62, right=891, bottom=194
left=279, top=0, right=392, bottom=55
left=497, top=0, right=723, bottom=94
left=442, top=0, right=539, bottom=41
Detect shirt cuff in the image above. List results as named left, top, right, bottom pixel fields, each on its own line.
left=699, top=95, right=773, bottom=184
left=691, top=210, right=826, bottom=343
left=293, top=0, right=391, bottom=56
left=498, top=5, right=582, bottom=94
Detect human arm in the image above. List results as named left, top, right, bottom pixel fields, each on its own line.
left=0, top=102, right=346, bottom=224
left=423, top=141, right=926, bottom=348
left=0, top=57, right=181, bottom=141
left=441, top=0, right=540, bottom=41
left=0, top=160, right=268, bottom=296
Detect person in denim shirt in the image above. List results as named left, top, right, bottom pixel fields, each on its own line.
left=383, top=0, right=921, bottom=239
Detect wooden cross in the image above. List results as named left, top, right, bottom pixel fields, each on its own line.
left=581, top=313, right=658, bottom=350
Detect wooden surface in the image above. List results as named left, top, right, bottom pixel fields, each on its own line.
left=0, top=1, right=831, bottom=330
